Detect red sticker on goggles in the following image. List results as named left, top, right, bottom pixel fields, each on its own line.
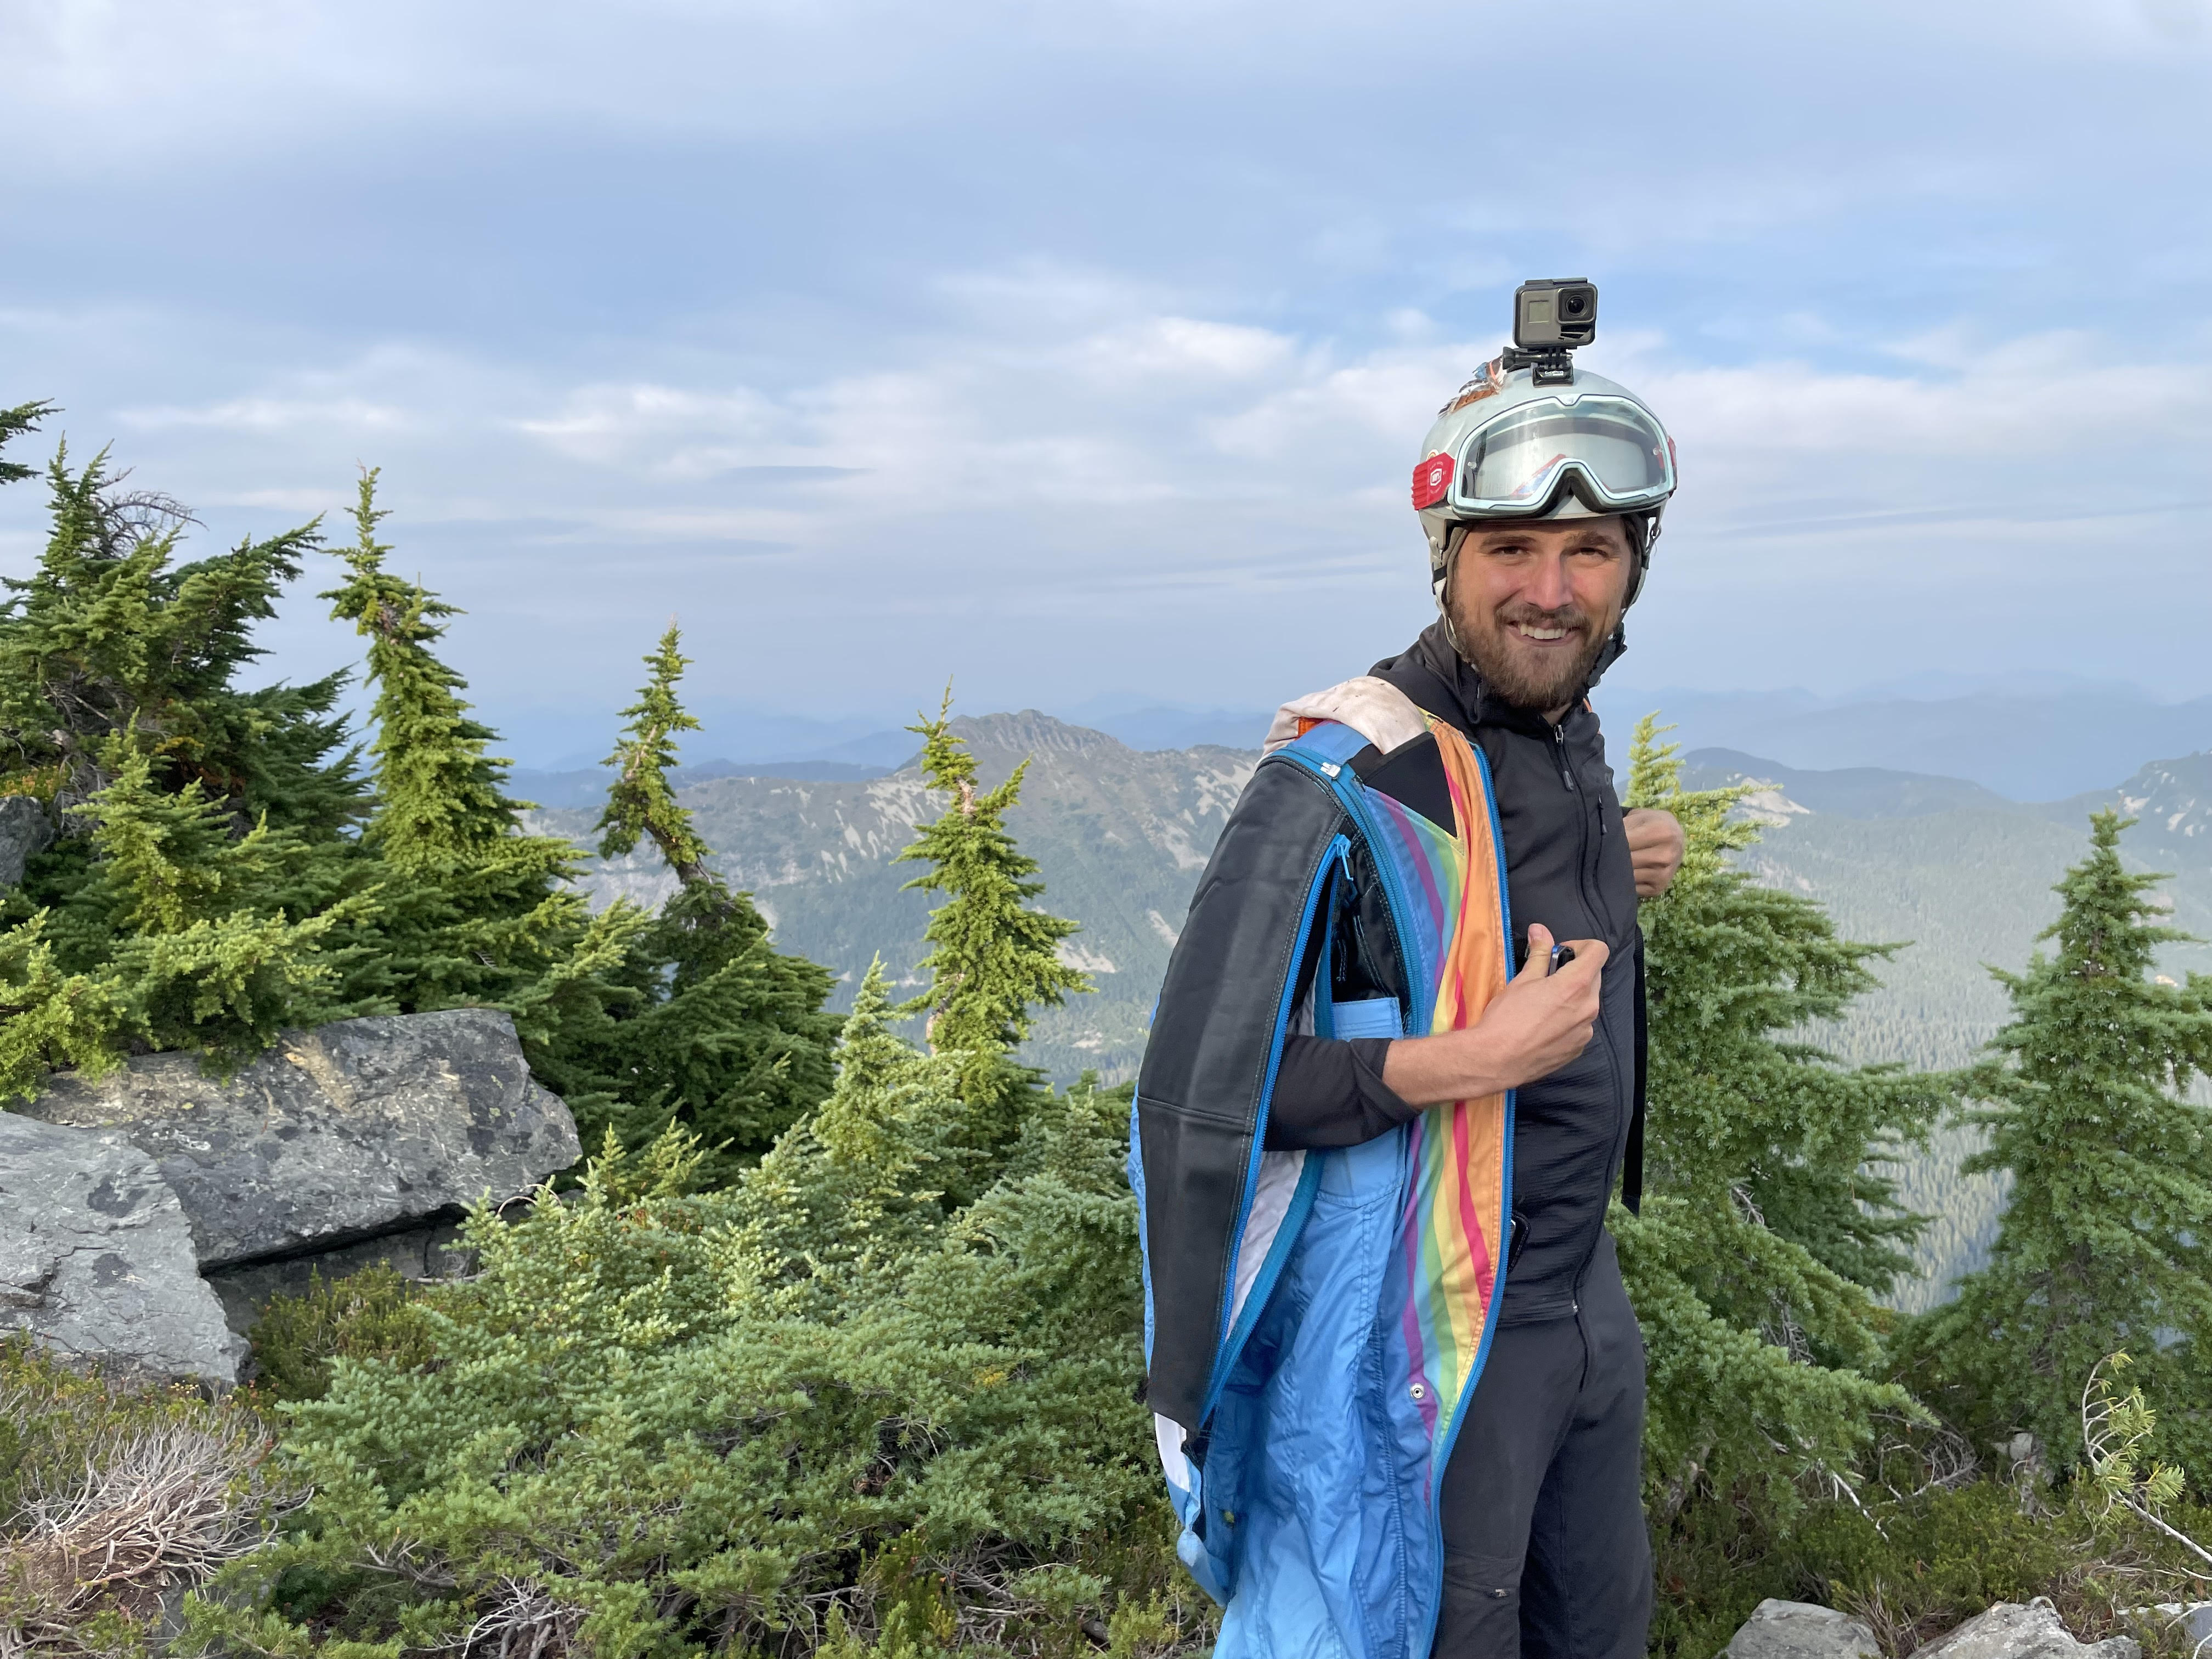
left=1411, top=453, right=1454, bottom=510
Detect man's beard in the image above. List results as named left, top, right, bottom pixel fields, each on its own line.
left=1449, top=595, right=1615, bottom=713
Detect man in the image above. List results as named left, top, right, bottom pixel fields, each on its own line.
left=1132, top=337, right=1685, bottom=1659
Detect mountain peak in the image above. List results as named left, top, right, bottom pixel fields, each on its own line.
left=946, top=710, right=1128, bottom=758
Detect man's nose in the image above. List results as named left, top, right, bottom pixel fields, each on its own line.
left=1521, top=552, right=1575, bottom=610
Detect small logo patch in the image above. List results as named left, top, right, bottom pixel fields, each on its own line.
left=1412, top=453, right=1454, bottom=510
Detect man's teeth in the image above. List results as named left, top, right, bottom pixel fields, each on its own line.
left=1514, top=624, right=1569, bottom=641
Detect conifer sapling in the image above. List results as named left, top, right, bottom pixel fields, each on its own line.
left=1901, top=810, right=2212, bottom=1483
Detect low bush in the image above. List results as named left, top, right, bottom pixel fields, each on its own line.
left=244, top=1267, right=435, bottom=1407
left=1654, top=1472, right=2212, bottom=1659
left=192, top=976, right=1216, bottom=1658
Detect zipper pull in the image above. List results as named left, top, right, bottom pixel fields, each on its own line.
left=1552, top=725, right=1577, bottom=791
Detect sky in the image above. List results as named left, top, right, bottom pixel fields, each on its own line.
left=3, top=0, right=2210, bottom=762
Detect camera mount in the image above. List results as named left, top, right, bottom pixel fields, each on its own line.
left=1500, top=344, right=1576, bottom=386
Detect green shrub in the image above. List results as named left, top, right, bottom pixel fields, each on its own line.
left=194, top=980, right=1215, bottom=1657
left=244, top=1266, right=435, bottom=1406
left=1652, top=1462, right=2212, bottom=1659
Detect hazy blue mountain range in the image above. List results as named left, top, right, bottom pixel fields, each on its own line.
left=532, top=710, right=2212, bottom=1311
left=509, top=675, right=2212, bottom=807
left=1592, top=681, right=2212, bottom=800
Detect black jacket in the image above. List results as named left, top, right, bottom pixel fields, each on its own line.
left=1133, top=623, right=1646, bottom=1426
left=1261, top=621, right=1645, bottom=1324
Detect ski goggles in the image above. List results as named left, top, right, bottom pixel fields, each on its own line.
left=1412, top=394, right=1675, bottom=518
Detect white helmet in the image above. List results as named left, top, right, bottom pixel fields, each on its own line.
left=1411, top=355, right=1677, bottom=615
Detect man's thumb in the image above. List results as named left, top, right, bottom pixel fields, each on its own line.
left=1518, top=924, right=1554, bottom=979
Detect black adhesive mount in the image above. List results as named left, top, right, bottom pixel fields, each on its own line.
left=1500, top=346, right=1575, bottom=386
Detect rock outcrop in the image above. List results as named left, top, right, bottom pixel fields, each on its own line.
left=0, top=1112, right=245, bottom=1383
left=5, top=1008, right=582, bottom=1376
left=1724, top=1599, right=2142, bottom=1659
left=1909, top=1601, right=2138, bottom=1659
left=1727, top=1600, right=1882, bottom=1659
left=17, top=1008, right=580, bottom=1271
left=0, top=793, right=54, bottom=888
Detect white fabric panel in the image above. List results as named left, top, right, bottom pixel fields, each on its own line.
left=1154, top=1411, right=1193, bottom=1493
left=1229, top=1148, right=1306, bottom=1333
left=1262, top=675, right=1430, bottom=757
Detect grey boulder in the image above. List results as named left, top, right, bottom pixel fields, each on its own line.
left=1727, top=1600, right=1882, bottom=1659
left=1911, top=1601, right=2139, bottom=1659
left=0, top=1112, right=245, bottom=1383
left=0, top=793, right=54, bottom=888
left=16, top=1008, right=580, bottom=1271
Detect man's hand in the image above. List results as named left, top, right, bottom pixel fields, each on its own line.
left=1380, top=924, right=1609, bottom=1107
left=1624, top=807, right=1685, bottom=899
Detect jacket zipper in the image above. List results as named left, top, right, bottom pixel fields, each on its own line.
left=1548, top=713, right=1624, bottom=1317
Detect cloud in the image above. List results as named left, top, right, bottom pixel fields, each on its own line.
left=2, top=0, right=2209, bottom=725
left=122, top=395, right=411, bottom=433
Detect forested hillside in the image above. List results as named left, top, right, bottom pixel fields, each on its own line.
left=540, top=723, right=2212, bottom=1308
left=534, top=713, right=1257, bottom=1084
left=1684, top=751, right=2212, bottom=1306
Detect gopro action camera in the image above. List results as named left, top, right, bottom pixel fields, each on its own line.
left=1503, top=278, right=1598, bottom=384
left=1513, top=278, right=1598, bottom=350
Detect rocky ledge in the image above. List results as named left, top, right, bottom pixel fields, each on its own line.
left=0, top=1113, right=245, bottom=1383
left=1729, top=1598, right=2144, bottom=1659
left=2, top=1008, right=580, bottom=1384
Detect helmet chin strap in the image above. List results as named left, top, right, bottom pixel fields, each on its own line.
left=1434, top=522, right=1471, bottom=658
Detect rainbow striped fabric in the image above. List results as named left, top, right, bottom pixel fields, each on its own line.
left=1366, top=716, right=1514, bottom=1481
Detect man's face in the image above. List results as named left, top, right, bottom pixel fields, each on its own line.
left=1445, top=517, right=1635, bottom=716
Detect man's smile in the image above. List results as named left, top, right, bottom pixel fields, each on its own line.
left=1508, top=620, right=1579, bottom=645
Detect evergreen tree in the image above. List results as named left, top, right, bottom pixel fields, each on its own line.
left=716, top=960, right=967, bottom=1317
left=596, top=623, right=716, bottom=889
left=0, top=438, right=361, bottom=835
left=319, top=471, right=637, bottom=1028
left=322, top=471, right=535, bottom=868
left=1616, top=715, right=1953, bottom=1510
left=1899, top=811, right=2212, bottom=1481
left=895, top=690, right=1090, bottom=1125
left=0, top=746, right=364, bottom=1102
left=0, top=400, right=54, bottom=486
left=0, top=417, right=374, bottom=1095
left=535, top=625, right=839, bottom=1185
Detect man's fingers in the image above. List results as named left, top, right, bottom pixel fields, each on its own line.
left=1558, top=938, right=1609, bottom=975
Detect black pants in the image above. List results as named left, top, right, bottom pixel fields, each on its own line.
left=1431, top=1233, right=1651, bottom=1659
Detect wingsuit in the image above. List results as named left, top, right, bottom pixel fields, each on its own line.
left=1130, top=620, right=1650, bottom=1659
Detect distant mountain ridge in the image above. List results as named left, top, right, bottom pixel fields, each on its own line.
left=1595, top=684, right=2212, bottom=799
left=506, top=676, right=2212, bottom=805
left=534, top=709, right=2212, bottom=1311
left=533, top=712, right=1257, bottom=1084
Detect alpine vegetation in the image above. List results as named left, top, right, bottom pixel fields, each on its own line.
left=10, top=400, right=2212, bottom=1655
left=180, top=746, right=1191, bottom=1653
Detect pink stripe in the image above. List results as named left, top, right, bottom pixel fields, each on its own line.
left=1451, top=1102, right=1491, bottom=1307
